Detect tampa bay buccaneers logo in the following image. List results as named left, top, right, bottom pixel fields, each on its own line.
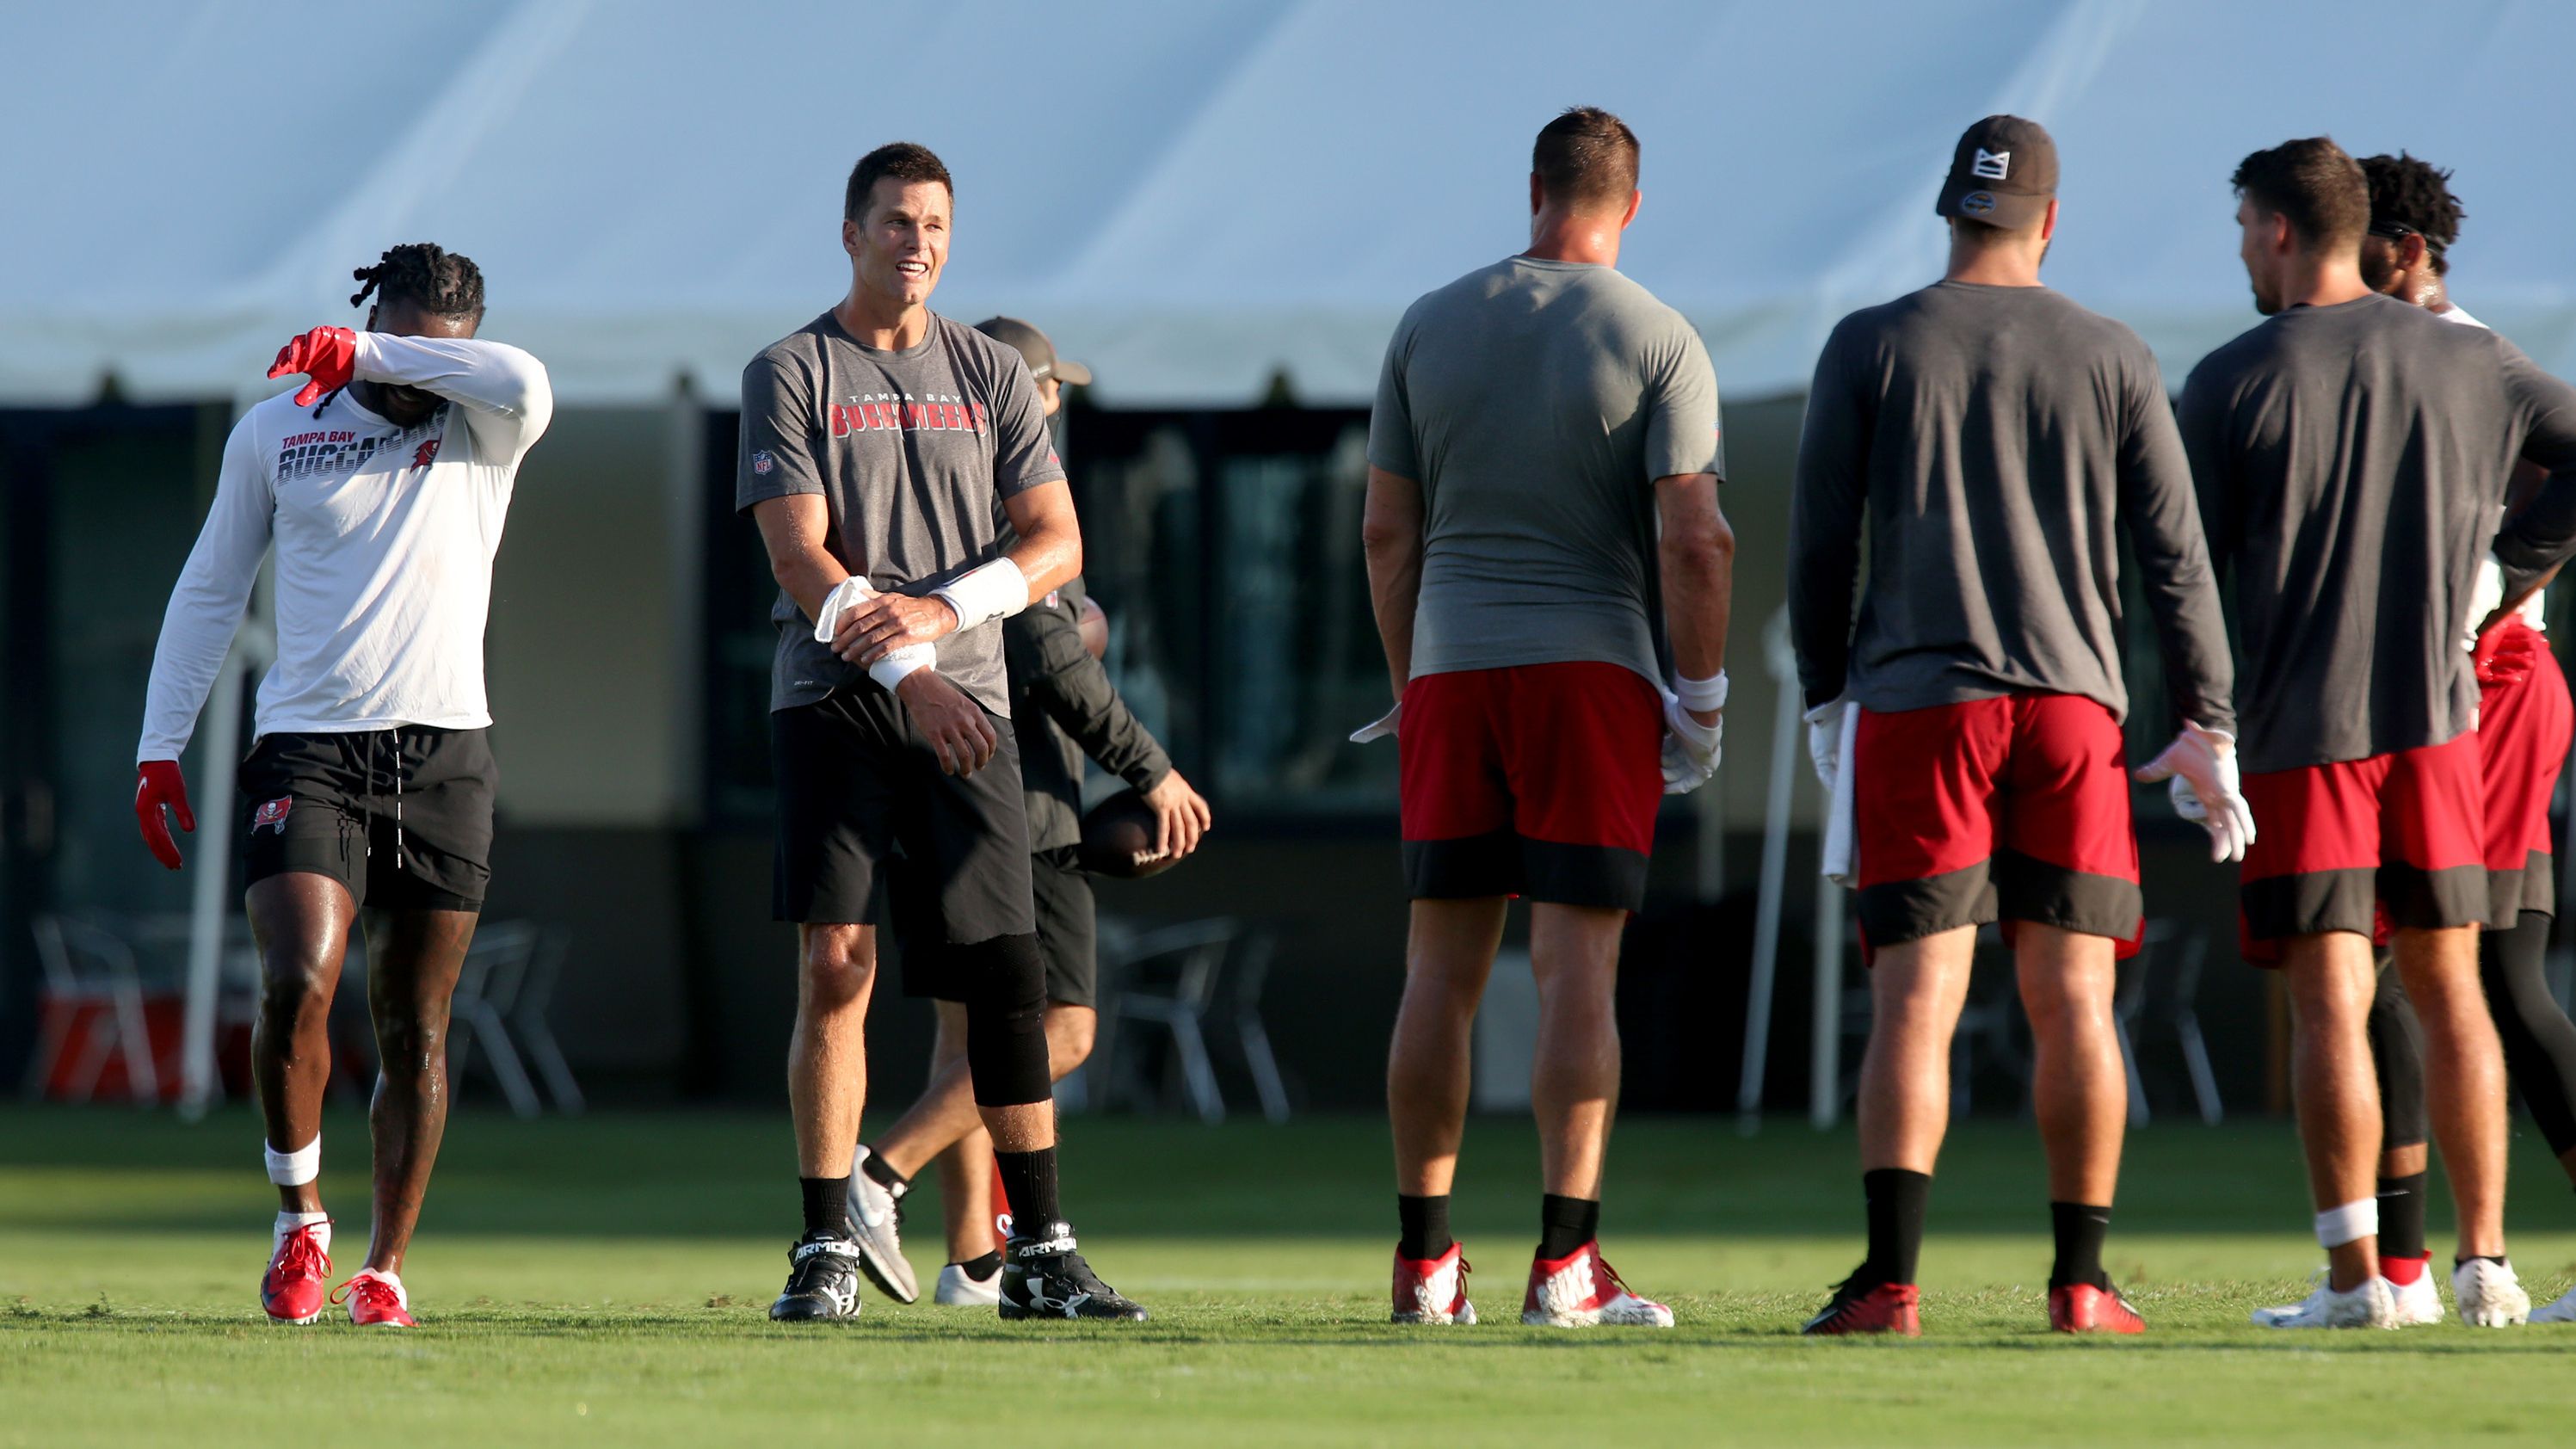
left=252, top=798, right=292, bottom=835
left=410, top=438, right=441, bottom=471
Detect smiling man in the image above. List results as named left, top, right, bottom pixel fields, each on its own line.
left=739, top=142, right=1143, bottom=1323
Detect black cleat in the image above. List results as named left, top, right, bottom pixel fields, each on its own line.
left=769, top=1232, right=864, bottom=1322
left=999, top=1220, right=1149, bottom=1322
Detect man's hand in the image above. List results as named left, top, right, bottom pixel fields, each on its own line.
left=135, top=761, right=194, bottom=870
left=268, top=325, right=357, bottom=407
left=2134, top=721, right=2256, bottom=864
left=1139, top=770, right=1212, bottom=860
left=894, top=670, right=998, bottom=775
left=1660, top=689, right=1722, bottom=795
left=836, top=592, right=959, bottom=666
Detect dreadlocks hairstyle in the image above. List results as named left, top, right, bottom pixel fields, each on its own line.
left=348, top=243, right=485, bottom=320
left=2360, top=152, right=2466, bottom=275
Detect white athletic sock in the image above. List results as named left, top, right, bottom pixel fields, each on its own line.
left=274, top=1212, right=330, bottom=1253
left=264, top=1134, right=320, bottom=1187
left=2314, top=1199, right=2378, bottom=1250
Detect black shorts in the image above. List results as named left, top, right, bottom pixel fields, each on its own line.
left=238, top=727, right=496, bottom=913
left=771, top=687, right=1036, bottom=947
left=897, top=845, right=1097, bottom=1008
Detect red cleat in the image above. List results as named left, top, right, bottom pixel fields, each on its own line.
left=2049, top=1282, right=2146, bottom=1335
left=1520, top=1241, right=1673, bottom=1327
left=1802, top=1272, right=1921, bottom=1336
left=332, top=1269, right=416, bottom=1328
left=261, top=1222, right=331, bottom=1325
left=1390, top=1242, right=1476, bottom=1324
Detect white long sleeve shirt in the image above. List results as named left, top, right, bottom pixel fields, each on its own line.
left=136, top=332, right=553, bottom=761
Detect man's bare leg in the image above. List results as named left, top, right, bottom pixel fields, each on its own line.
left=2392, top=924, right=2508, bottom=1260
left=2281, top=931, right=2382, bottom=1289
left=1858, top=926, right=1978, bottom=1176
left=2016, top=923, right=2123, bottom=1295
left=360, top=908, right=475, bottom=1275
left=247, top=873, right=359, bottom=1214
left=1526, top=903, right=1626, bottom=1200
left=1387, top=898, right=1507, bottom=1198
left=790, top=923, right=877, bottom=1180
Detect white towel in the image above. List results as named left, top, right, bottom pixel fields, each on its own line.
left=1821, top=701, right=1860, bottom=887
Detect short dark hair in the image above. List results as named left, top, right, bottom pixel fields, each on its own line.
left=2231, top=137, right=2369, bottom=250
left=348, top=243, right=484, bottom=320
left=2360, top=151, right=2465, bottom=275
left=846, top=142, right=953, bottom=223
left=1533, top=107, right=1639, bottom=211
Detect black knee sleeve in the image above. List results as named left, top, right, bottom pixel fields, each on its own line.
left=2484, top=910, right=2576, bottom=1156
left=2369, top=960, right=2429, bottom=1150
left=960, top=932, right=1053, bottom=1107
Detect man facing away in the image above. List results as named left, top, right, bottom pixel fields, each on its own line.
left=135, top=244, right=552, bottom=1328
left=740, top=142, right=1142, bottom=1322
left=841, top=317, right=1211, bottom=1309
left=1363, top=106, right=1734, bottom=1329
left=1789, top=116, right=2248, bottom=1338
left=2184, top=136, right=2576, bottom=1329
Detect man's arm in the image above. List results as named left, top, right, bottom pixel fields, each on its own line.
left=139, top=415, right=274, bottom=763
left=2175, top=367, right=2240, bottom=586
left=749, top=492, right=850, bottom=626
left=2489, top=344, right=2576, bottom=604
left=352, top=333, right=554, bottom=466
left=1361, top=466, right=1424, bottom=703
left=2118, top=367, right=2236, bottom=734
left=1785, top=329, right=1865, bottom=709
left=1656, top=472, right=1733, bottom=722
left=1007, top=595, right=1170, bottom=792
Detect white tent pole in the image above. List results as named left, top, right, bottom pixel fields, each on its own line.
left=1736, top=610, right=1798, bottom=1130
left=177, top=646, right=243, bottom=1121
left=1809, top=835, right=1848, bottom=1129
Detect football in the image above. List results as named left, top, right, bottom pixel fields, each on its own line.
left=1078, top=787, right=1176, bottom=879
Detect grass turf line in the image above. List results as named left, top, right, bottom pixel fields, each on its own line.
left=2, top=1107, right=2572, bottom=1446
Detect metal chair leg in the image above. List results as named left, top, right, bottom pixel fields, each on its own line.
left=1236, top=1014, right=1290, bottom=1124
left=2115, top=1017, right=2150, bottom=1127
left=1170, top=1013, right=1224, bottom=1125
left=2179, top=1014, right=2224, bottom=1125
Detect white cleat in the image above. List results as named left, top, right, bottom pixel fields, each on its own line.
left=842, top=1147, right=919, bottom=1304
left=2253, top=1274, right=2399, bottom=1329
left=1520, top=1241, right=1673, bottom=1328
left=934, top=1261, right=1003, bottom=1307
left=2531, top=1286, right=2576, bottom=1323
left=2452, top=1258, right=2530, bottom=1328
left=2388, top=1268, right=2446, bottom=1326
left=1391, top=1243, right=1476, bottom=1325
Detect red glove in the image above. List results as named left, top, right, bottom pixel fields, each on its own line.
left=268, top=325, right=358, bottom=406
left=2475, top=620, right=2544, bottom=691
left=135, top=761, right=194, bottom=871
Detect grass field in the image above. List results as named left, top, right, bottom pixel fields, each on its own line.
left=3, top=1107, right=2573, bottom=1446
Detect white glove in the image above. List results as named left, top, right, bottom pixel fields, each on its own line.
left=1803, top=699, right=1848, bottom=792
left=2135, top=721, right=2256, bottom=864
left=814, top=577, right=934, bottom=690
left=1660, top=688, right=1722, bottom=795
left=1349, top=702, right=1401, bottom=743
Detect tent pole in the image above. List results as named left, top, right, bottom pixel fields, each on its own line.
left=1736, top=610, right=1796, bottom=1131
left=177, top=647, right=243, bottom=1121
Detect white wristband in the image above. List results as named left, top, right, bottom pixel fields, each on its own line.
left=931, top=558, right=1030, bottom=634
left=2314, top=1198, right=2377, bottom=1249
left=265, top=1134, right=320, bottom=1187
left=870, top=644, right=935, bottom=692
left=1673, top=669, right=1729, bottom=712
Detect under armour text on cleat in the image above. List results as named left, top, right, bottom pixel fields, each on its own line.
left=2253, top=1275, right=2398, bottom=1329
left=261, top=1221, right=331, bottom=1325
left=2049, top=1282, right=2144, bottom=1335
left=1391, top=1243, right=1476, bottom=1325
left=1520, top=1241, right=1672, bottom=1327
left=1000, top=1221, right=1149, bottom=1321
left=1803, top=1269, right=1921, bottom=1336
left=2452, top=1257, right=2530, bottom=1328
left=769, top=1232, right=864, bottom=1322
left=331, top=1268, right=415, bottom=1328
left=934, top=1261, right=1003, bottom=1308
left=844, top=1148, right=918, bottom=1304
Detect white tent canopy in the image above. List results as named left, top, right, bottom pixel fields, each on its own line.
left=8, top=0, right=2575, bottom=410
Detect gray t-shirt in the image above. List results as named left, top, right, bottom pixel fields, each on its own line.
left=2182, top=292, right=2576, bottom=771
left=1789, top=282, right=2234, bottom=732
left=738, top=311, right=1064, bottom=715
left=1367, top=256, right=1722, bottom=687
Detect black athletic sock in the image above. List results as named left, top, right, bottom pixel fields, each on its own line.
left=2048, top=1201, right=2112, bottom=1291
left=2376, top=1170, right=2429, bottom=1263
left=1397, top=1193, right=1454, bottom=1261
left=995, top=1148, right=1063, bottom=1234
left=1538, top=1193, right=1599, bottom=1261
left=954, top=1250, right=1002, bottom=1283
left=799, top=1176, right=853, bottom=1240
left=1862, top=1168, right=1932, bottom=1286
left=858, top=1148, right=909, bottom=1197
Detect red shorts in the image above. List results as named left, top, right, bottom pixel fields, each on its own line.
left=2478, top=617, right=2571, bottom=922
left=1852, top=694, right=2142, bottom=961
left=2238, top=732, right=2487, bottom=961
left=1398, top=662, right=1663, bottom=910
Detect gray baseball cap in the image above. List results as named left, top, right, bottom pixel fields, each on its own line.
left=1935, top=114, right=2058, bottom=229
left=973, top=316, right=1092, bottom=386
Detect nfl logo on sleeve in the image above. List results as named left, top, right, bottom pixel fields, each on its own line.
left=752, top=449, right=777, bottom=476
